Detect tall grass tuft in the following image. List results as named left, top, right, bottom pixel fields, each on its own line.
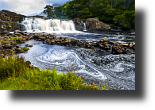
left=0, top=56, right=106, bottom=90
left=0, top=56, right=28, bottom=82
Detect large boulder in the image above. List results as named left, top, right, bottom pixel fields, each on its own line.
left=73, top=18, right=111, bottom=31
left=0, top=10, right=25, bottom=33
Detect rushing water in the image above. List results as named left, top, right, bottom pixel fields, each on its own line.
left=15, top=18, right=135, bottom=90
left=18, top=18, right=135, bottom=90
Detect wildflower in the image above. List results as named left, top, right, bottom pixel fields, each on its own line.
left=103, top=85, right=106, bottom=90
left=80, top=79, right=82, bottom=81
left=92, top=83, right=95, bottom=86
left=72, top=82, right=75, bottom=84
left=79, top=76, right=81, bottom=79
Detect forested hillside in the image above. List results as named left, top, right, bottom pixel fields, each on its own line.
left=44, top=0, right=135, bottom=30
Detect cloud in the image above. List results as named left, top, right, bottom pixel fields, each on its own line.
left=0, top=0, right=48, bottom=15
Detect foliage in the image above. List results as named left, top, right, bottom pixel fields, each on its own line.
left=7, top=23, right=11, bottom=28
left=0, top=40, right=12, bottom=44
left=43, top=5, right=57, bottom=18
left=19, top=47, right=29, bottom=51
left=11, top=37, right=21, bottom=41
left=0, top=56, right=106, bottom=90
left=51, top=0, right=135, bottom=30
left=0, top=56, right=27, bottom=82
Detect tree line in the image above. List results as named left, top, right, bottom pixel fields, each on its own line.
left=43, top=0, right=135, bottom=30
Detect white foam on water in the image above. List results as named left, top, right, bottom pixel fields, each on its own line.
left=21, top=17, right=77, bottom=33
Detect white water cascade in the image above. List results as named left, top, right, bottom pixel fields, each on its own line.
left=81, top=21, right=87, bottom=31
left=83, top=23, right=87, bottom=31
left=21, top=17, right=76, bottom=32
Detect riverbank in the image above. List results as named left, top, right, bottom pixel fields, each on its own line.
left=0, top=30, right=135, bottom=90
left=0, top=55, right=106, bottom=90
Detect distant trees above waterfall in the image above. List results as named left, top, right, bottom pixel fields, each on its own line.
left=43, top=0, right=135, bottom=30
left=43, top=5, right=57, bottom=18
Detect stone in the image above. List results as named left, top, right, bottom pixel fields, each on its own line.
left=1, top=30, right=8, bottom=34
left=25, top=61, right=31, bottom=67
left=14, top=30, right=24, bottom=34
left=2, top=44, right=13, bottom=49
left=111, top=44, right=130, bottom=54
left=99, top=38, right=110, bottom=43
left=129, top=42, right=135, bottom=50
left=15, top=48, right=21, bottom=53
left=0, top=43, right=3, bottom=50
left=119, top=43, right=129, bottom=47
left=50, top=40, right=55, bottom=45
left=25, top=44, right=33, bottom=47
left=16, top=45, right=20, bottom=48
left=29, top=64, right=33, bottom=69
left=70, top=39, right=79, bottom=46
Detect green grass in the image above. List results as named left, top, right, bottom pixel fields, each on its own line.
left=0, top=56, right=106, bottom=90
left=11, top=37, right=21, bottom=41
left=0, top=40, right=12, bottom=44
left=19, top=47, right=29, bottom=51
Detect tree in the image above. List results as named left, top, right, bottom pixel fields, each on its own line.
left=43, top=5, right=56, bottom=18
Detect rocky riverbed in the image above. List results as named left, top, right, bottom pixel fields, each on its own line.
left=0, top=30, right=135, bottom=57
left=0, top=30, right=135, bottom=90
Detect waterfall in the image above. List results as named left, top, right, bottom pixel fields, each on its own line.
left=81, top=20, right=87, bottom=31
left=83, top=23, right=87, bottom=31
left=21, top=17, right=76, bottom=32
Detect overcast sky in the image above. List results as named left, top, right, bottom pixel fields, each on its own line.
left=0, top=0, right=70, bottom=15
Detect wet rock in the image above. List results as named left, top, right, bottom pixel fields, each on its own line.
left=25, top=44, right=33, bottom=47
left=51, top=35, right=57, bottom=40
left=85, top=41, right=92, bottom=48
left=99, top=38, right=110, bottom=43
left=25, top=61, right=31, bottom=67
left=70, top=39, right=79, bottom=46
left=119, top=42, right=130, bottom=47
left=63, top=38, right=71, bottom=45
left=2, top=43, right=13, bottom=49
left=55, top=38, right=62, bottom=44
left=130, top=42, right=135, bottom=50
left=22, top=38, right=26, bottom=41
left=16, top=45, right=20, bottom=48
left=15, top=48, right=21, bottom=53
left=14, top=30, right=24, bottom=35
left=45, top=39, right=50, bottom=43
left=42, top=41, right=46, bottom=44
left=34, top=33, right=42, bottom=37
left=1, top=30, right=8, bottom=34
left=50, top=40, right=55, bottom=45
left=38, top=36, right=46, bottom=41
left=14, top=32, right=21, bottom=36
left=112, top=44, right=130, bottom=54
left=0, top=43, right=3, bottom=50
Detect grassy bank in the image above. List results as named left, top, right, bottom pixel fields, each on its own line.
left=0, top=55, right=106, bottom=90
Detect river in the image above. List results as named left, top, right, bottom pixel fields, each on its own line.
left=16, top=30, right=135, bottom=90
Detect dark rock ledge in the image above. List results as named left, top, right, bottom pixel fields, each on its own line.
left=0, top=30, right=135, bottom=58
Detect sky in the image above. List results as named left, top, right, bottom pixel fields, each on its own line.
left=0, top=0, right=70, bottom=15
